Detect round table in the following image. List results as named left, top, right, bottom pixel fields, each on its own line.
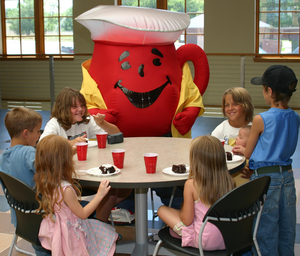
left=74, top=137, right=245, bottom=256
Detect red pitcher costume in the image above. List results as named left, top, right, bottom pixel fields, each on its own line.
left=76, top=5, right=209, bottom=137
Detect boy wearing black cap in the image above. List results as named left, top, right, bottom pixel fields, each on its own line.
left=236, top=65, right=299, bottom=256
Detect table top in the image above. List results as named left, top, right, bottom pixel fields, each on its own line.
left=75, top=137, right=245, bottom=189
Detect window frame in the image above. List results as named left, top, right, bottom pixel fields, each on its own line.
left=1, top=0, right=73, bottom=58
left=255, top=0, right=300, bottom=61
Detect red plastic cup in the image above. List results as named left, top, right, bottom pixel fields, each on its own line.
left=143, top=153, right=158, bottom=174
left=111, top=149, right=125, bottom=169
left=96, top=132, right=108, bottom=148
left=76, top=142, right=88, bottom=161
left=220, top=139, right=225, bottom=146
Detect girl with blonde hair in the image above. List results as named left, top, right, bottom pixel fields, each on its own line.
left=35, top=135, right=118, bottom=256
left=157, top=135, right=235, bottom=250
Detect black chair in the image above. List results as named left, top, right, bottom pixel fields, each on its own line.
left=0, top=171, right=45, bottom=256
left=153, top=176, right=271, bottom=256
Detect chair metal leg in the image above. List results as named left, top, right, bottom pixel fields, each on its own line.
left=152, top=239, right=163, bottom=256
left=10, top=233, right=36, bottom=256
left=151, top=187, right=177, bottom=219
left=110, top=213, right=115, bottom=228
left=151, top=188, right=158, bottom=219
left=14, top=244, right=36, bottom=256
left=8, top=233, right=17, bottom=256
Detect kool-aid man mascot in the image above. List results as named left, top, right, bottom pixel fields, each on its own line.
left=76, top=5, right=209, bottom=138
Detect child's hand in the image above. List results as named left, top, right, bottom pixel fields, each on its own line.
left=241, top=167, right=253, bottom=179
left=232, top=145, right=245, bottom=155
left=68, top=134, right=87, bottom=147
left=72, top=145, right=77, bottom=156
left=93, top=113, right=106, bottom=127
left=97, top=179, right=111, bottom=198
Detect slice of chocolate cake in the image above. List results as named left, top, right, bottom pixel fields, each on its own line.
left=99, top=164, right=116, bottom=174
left=226, top=152, right=233, bottom=161
left=172, top=164, right=187, bottom=173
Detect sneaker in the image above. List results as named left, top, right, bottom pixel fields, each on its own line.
left=109, top=207, right=135, bottom=224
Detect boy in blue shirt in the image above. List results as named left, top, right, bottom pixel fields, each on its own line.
left=0, top=107, right=51, bottom=256
left=235, top=65, right=299, bottom=256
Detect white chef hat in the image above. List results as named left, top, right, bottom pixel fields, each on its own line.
left=75, top=5, right=190, bottom=45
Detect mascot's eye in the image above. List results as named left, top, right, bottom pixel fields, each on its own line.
left=151, top=48, right=163, bottom=58
left=153, top=58, right=161, bottom=66
left=138, top=64, right=144, bottom=77
left=121, top=62, right=131, bottom=70
left=119, top=51, right=130, bottom=61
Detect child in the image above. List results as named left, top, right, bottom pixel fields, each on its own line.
left=232, top=125, right=253, bottom=186
left=39, top=87, right=120, bottom=145
left=157, top=135, right=235, bottom=250
left=40, top=87, right=132, bottom=222
left=0, top=107, right=51, bottom=256
left=35, top=135, right=118, bottom=256
left=244, top=65, right=299, bottom=256
left=211, top=87, right=253, bottom=146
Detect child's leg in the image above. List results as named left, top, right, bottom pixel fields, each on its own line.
left=96, top=188, right=118, bottom=222
left=157, top=205, right=181, bottom=229
left=278, top=170, right=296, bottom=256
left=96, top=188, right=132, bottom=222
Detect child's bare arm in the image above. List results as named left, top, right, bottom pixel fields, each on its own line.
left=64, top=180, right=111, bottom=219
left=93, top=113, right=120, bottom=135
left=180, top=179, right=195, bottom=226
left=244, top=115, right=264, bottom=159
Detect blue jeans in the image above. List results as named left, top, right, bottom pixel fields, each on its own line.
left=251, top=169, right=296, bottom=256
left=32, top=244, right=51, bottom=256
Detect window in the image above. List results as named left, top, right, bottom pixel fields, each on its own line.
left=1, top=0, right=73, bottom=56
left=121, top=0, right=204, bottom=49
left=257, top=0, right=300, bottom=54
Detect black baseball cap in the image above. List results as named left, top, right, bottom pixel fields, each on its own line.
left=251, top=65, right=297, bottom=93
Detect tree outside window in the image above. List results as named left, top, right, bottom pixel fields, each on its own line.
left=257, top=0, right=300, bottom=54
left=2, top=0, right=73, bottom=55
left=121, top=0, right=204, bottom=49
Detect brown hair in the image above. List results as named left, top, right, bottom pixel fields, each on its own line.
left=263, top=82, right=297, bottom=108
left=222, top=87, right=254, bottom=123
left=4, top=107, right=42, bottom=138
left=51, top=87, right=90, bottom=130
left=35, top=134, right=80, bottom=221
left=189, top=135, right=235, bottom=206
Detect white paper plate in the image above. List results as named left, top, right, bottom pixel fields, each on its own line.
left=226, top=154, right=243, bottom=163
left=87, top=140, right=98, bottom=147
left=87, top=166, right=121, bottom=176
left=162, top=166, right=189, bottom=176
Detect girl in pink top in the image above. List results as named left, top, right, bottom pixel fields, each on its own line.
left=35, top=135, right=118, bottom=256
left=157, top=135, right=235, bottom=250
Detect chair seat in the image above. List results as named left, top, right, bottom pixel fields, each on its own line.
left=158, top=227, right=227, bottom=256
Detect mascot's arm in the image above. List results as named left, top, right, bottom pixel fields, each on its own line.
left=172, top=63, right=205, bottom=137
left=80, top=59, right=118, bottom=124
left=173, top=107, right=200, bottom=135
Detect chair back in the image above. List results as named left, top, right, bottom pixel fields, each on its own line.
left=201, top=176, right=271, bottom=255
left=0, top=171, right=43, bottom=246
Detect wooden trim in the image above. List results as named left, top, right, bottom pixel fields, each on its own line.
left=255, top=0, right=259, bottom=54
left=1, top=0, right=7, bottom=53
left=34, top=0, right=45, bottom=54
left=157, top=0, right=167, bottom=10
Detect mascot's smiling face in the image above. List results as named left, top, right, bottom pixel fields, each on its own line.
left=114, top=48, right=172, bottom=109
left=88, top=42, right=182, bottom=136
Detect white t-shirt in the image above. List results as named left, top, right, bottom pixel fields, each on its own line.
left=211, top=120, right=251, bottom=146
left=40, top=117, right=105, bottom=141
